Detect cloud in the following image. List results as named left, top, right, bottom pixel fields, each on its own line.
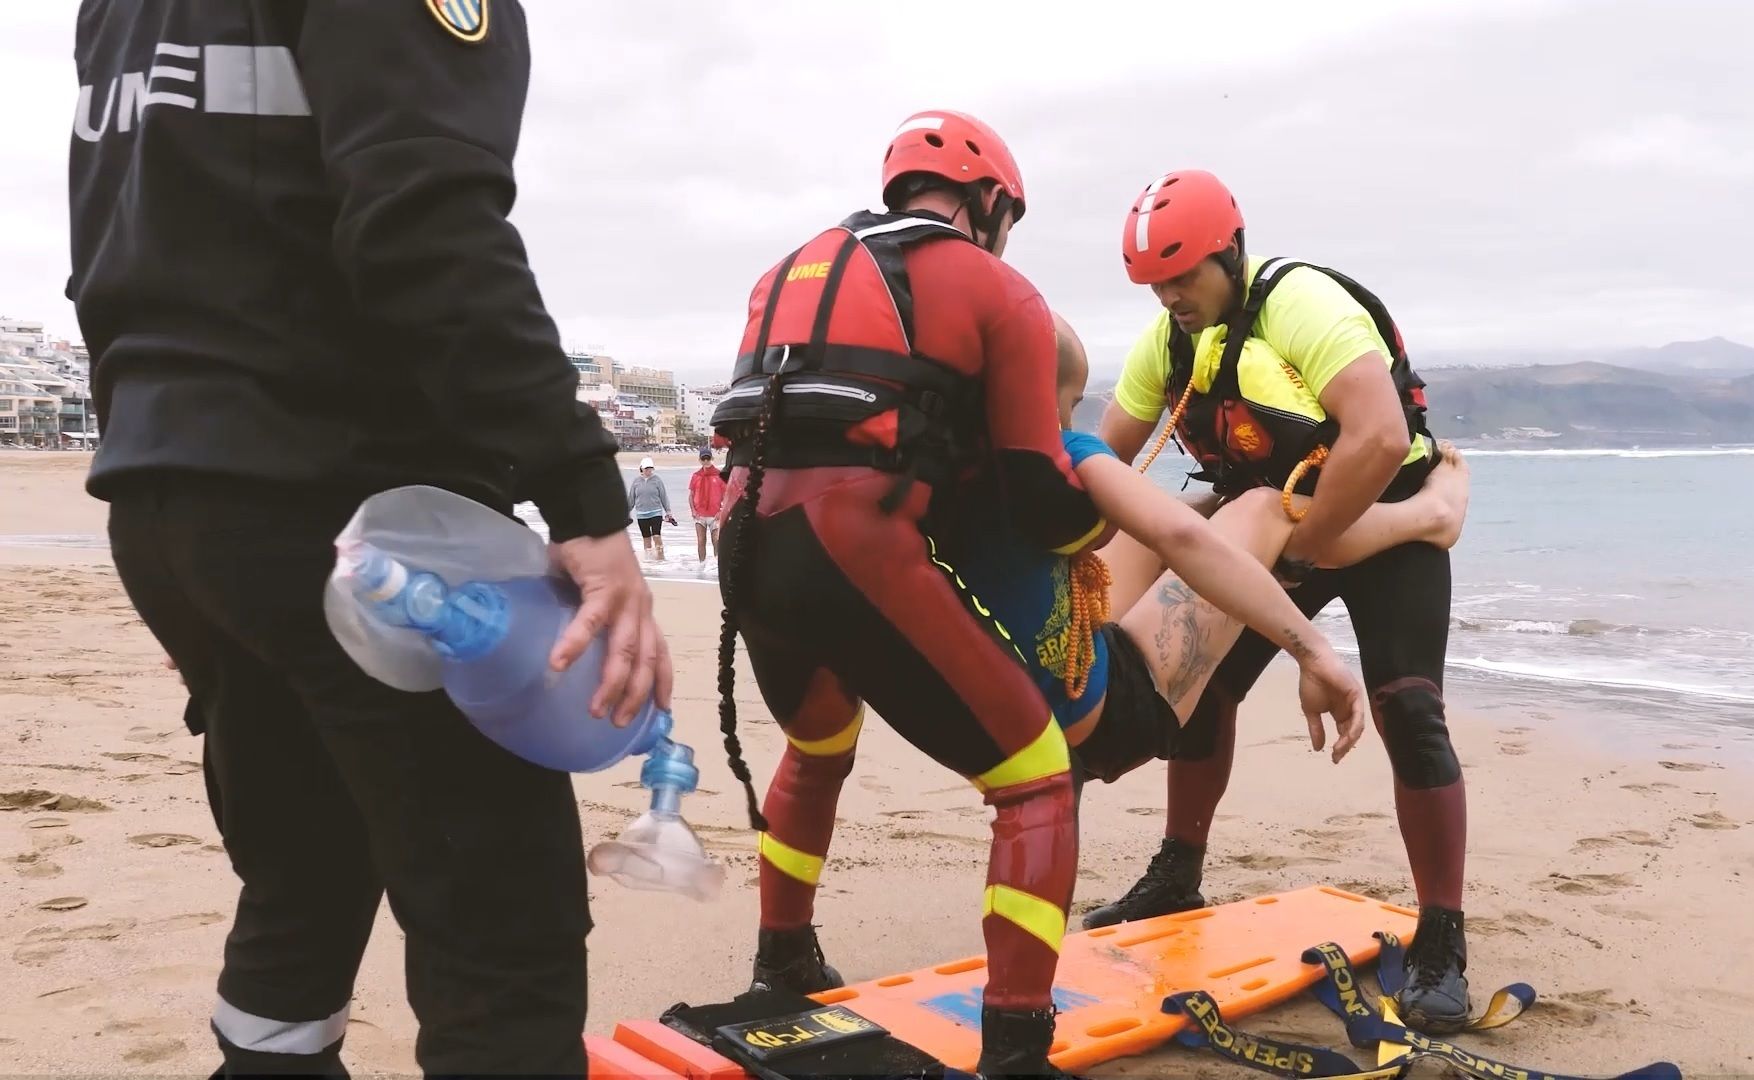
left=4, top=0, right=1751, bottom=377
left=1571, top=114, right=1754, bottom=179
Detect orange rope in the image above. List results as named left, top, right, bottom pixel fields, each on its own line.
left=1138, top=379, right=1330, bottom=523
left=1135, top=378, right=1196, bottom=474
left=1281, top=445, right=1329, bottom=521
left=1063, top=549, right=1112, bottom=701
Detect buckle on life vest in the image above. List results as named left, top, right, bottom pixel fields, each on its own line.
left=1161, top=932, right=1679, bottom=1080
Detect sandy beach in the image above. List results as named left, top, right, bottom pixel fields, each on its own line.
left=2, top=450, right=1750, bottom=1076
left=617, top=450, right=713, bottom=470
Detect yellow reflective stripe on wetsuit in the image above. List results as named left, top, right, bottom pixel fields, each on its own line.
left=786, top=707, right=865, bottom=757
left=971, top=723, right=1070, bottom=794
left=758, top=832, right=824, bottom=886
left=982, top=884, right=1067, bottom=953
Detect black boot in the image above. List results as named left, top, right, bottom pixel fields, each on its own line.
left=1396, top=906, right=1471, bottom=1033
left=975, top=1006, right=1080, bottom=1079
left=749, top=925, right=843, bottom=995
left=1080, top=838, right=1206, bottom=929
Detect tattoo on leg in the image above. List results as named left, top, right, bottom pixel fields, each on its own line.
left=1152, top=578, right=1216, bottom=703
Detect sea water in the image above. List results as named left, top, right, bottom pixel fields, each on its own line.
left=518, top=451, right=1754, bottom=740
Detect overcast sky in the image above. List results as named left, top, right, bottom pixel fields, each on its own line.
left=3, top=0, right=1749, bottom=381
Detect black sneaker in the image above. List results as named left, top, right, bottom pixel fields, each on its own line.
left=748, top=925, right=843, bottom=995
left=975, top=1005, right=1086, bottom=1079
left=1396, top=906, right=1471, bottom=1033
left=1080, top=838, right=1206, bottom=929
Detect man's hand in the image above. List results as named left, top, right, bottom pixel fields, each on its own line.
left=548, top=534, right=673, bottom=726
left=1294, top=647, right=1366, bottom=763
left=1282, top=352, right=1409, bottom=562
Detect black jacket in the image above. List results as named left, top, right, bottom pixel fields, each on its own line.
left=67, top=0, right=625, bottom=542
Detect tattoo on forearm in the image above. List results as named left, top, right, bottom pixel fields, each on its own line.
left=1152, top=578, right=1217, bottom=704
left=1284, top=627, right=1315, bottom=661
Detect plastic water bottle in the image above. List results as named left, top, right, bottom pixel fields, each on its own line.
left=335, top=541, right=725, bottom=900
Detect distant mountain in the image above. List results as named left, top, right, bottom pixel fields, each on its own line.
left=1420, top=337, right=1754, bottom=376
left=1422, top=362, right=1754, bottom=446
left=1614, top=337, right=1754, bottom=376
left=1069, top=363, right=1754, bottom=448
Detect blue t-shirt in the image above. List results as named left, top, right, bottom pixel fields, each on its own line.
left=956, top=431, right=1119, bottom=729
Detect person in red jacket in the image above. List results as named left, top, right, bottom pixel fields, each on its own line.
left=688, top=447, right=728, bottom=562
left=708, top=111, right=1153, bottom=1078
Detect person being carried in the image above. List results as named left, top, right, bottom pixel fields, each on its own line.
left=628, top=456, right=677, bottom=561
left=689, top=447, right=728, bottom=563
left=943, top=314, right=1469, bottom=806
left=1091, top=169, right=1474, bottom=1031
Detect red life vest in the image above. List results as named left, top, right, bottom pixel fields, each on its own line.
left=711, top=211, right=985, bottom=501
left=1166, top=258, right=1432, bottom=495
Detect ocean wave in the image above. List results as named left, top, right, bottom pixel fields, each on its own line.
left=1328, top=639, right=1753, bottom=706
left=0, top=533, right=108, bottom=549
left=1451, top=616, right=1751, bottom=643
left=1445, top=655, right=1754, bottom=707
left=1459, top=447, right=1754, bottom=458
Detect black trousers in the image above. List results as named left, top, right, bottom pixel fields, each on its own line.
left=107, top=475, right=589, bottom=1078
left=1180, top=538, right=1453, bottom=765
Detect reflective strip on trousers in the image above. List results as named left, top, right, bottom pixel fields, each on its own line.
left=212, top=998, right=348, bottom=1055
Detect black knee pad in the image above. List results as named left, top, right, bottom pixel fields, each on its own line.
left=1372, top=677, right=1459, bottom=789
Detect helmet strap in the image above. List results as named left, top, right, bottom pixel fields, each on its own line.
left=1216, top=230, right=1248, bottom=316
left=964, top=183, right=1015, bottom=254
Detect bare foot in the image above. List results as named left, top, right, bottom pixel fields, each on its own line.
left=1419, top=441, right=1471, bottom=548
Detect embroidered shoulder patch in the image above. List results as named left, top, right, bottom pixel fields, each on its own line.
left=426, top=0, right=490, bottom=44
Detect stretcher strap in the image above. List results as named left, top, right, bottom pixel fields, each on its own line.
left=1164, top=990, right=1402, bottom=1080
left=1161, top=936, right=1681, bottom=1080
left=1304, top=941, right=1681, bottom=1080
left=1369, top=930, right=1534, bottom=1031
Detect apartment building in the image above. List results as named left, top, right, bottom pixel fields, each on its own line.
left=0, top=345, right=96, bottom=446
left=679, top=382, right=726, bottom=441
left=611, top=364, right=678, bottom=411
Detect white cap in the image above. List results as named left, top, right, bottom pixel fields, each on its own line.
left=639, top=457, right=655, bottom=470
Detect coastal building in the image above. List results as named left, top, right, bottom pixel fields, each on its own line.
left=0, top=318, right=48, bottom=354
left=0, top=373, right=62, bottom=445
left=679, top=382, right=726, bottom=442
left=0, top=339, right=96, bottom=447
left=611, top=363, right=678, bottom=411
left=566, top=347, right=610, bottom=383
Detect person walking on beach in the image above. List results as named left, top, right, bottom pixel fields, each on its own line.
left=66, top=2, right=668, bottom=1076
left=1090, top=168, right=1471, bottom=1032
left=629, top=456, right=677, bottom=562
left=689, top=447, right=728, bottom=562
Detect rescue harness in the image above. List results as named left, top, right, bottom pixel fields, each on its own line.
left=1134, top=259, right=1434, bottom=521
left=710, top=210, right=988, bottom=513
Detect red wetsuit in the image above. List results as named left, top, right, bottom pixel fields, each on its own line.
left=714, top=209, right=1105, bottom=1011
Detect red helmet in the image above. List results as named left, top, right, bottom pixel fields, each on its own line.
left=1121, top=169, right=1243, bottom=284
left=882, top=110, right=1026, bottom=221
